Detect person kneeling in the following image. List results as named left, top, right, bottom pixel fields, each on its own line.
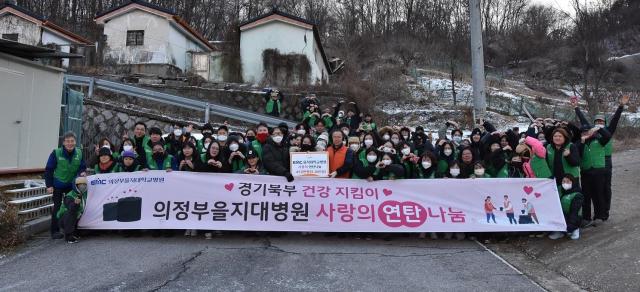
left=549, top=174, right=583, bottom=240
left=57, top=177, right=88, bottom=244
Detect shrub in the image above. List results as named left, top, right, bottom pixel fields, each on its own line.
left=0, top=198, right=25, bottom=249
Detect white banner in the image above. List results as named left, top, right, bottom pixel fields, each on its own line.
left=79, top=171, right=567, bottom=232
left=290, top=152, right=329, bottom=177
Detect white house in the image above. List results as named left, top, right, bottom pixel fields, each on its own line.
left=0, top=1, right=90, bottom=68
left=0, top=39, right=82, bottom=170
left=240, top=9, right=333, bottom=85
left=95, top=0, right=215, bottom=78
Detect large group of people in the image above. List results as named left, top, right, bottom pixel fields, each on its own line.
left=44, top=92, right=631, bottom=243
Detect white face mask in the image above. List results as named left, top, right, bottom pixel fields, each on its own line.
left=297, top=129, right=306, bottom=135
left=123, top=145, right=133, bottom=152
left=401, top=148, right=411, bottom=155
left=383, top=134, right=390, bottom=141
left=422, top=161, right=432, bottom=169
left=595, top=124, right=605, bottom=129
left=391, top=138, right=400, bottom=145
left=474, top=169, right=485, bottom=176
left=562, top=183, right=573, bottom=190
left=229, top=143, right=239, bottom=152
left=403, top=135, right=409, bottom=140
left=204, top=143, right=210, bottom=149
left=453, top=136, right=462, bottom=143
left=367, top=155, right=378, bottom=163
left=450, top=168, right=460, bottom=177
left=444, top=149, right=453, bottom=156
left=174, top=129, right=183, bottom=137
left=382, top=159, right=392, bottom=166
left=272, top=136, right=283, bottom=143
left=350, top=144, right=360, bottom=152
left=342, top=129, right=350, bottom=136
left=77, top=184, right=87, bottom=193
left=383, top=147, right=392, bottom=153
left=217, top=135, right=228, bottom=142
left=364, top=139, right=374, bottom=147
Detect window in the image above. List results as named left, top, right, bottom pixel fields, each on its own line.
left=2, top=33, right=19, bottom=41
left=126, top=30, right=144, bottom=46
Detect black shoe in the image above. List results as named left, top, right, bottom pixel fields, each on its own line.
left=51, top=232, right=64, bottom=240
left=581, top=219, right=595, bottom=228
left=66, top=238, right=78, bottom=244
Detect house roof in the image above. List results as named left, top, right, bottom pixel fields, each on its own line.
left=0, top=38, right=84, bottom=59
left=95, top=0, right=215, bottom=51
left=239, top=9, right=333, bottom=75
left=0, top=2, right=90, bottom=45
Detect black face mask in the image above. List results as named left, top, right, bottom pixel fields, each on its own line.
left=152, top=152, right=164, bottom=160
left=512, top=161, right=523, bottom=169
left=246, top=136, right=256, bottom=142
left=301, top=144, right=314, bottom=152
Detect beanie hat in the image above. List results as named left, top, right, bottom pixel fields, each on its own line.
left=122, top=150, right=136, bottom=159
left=75, top=176, right=87, bottom=185
left=98, top=147, right=112, bottom=158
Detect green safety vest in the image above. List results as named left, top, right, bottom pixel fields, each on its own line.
left=94, top=163, right=120, bottom=174
left=604, top=140, right=613, bottom=156
left=560, top=191, right=582, bottom=216
left=581, top=139, right=606, bottom=171
left=437, top=159, right=450, bottom=177
left=266, top=99, right=281, bottom=115
left=146, top=154, right=173, bottom=170
left=56, top=189, right=87, bottom=219
left=531, top=155, right=552, bottom=178
left=53, top=148, right=82, bottom=184
left=546, top=143, right=580, bottom=178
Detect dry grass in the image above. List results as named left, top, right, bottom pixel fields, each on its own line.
left=0, top=197, right=25, bottom=250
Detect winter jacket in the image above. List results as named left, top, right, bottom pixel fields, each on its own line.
left=262, top=138, right=292, bottom=177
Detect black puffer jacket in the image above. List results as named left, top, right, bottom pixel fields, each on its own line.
left=262, top=138, right=292, bottom=178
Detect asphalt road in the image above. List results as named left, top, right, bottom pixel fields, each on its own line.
left=0, top=233, right=543, bottom=291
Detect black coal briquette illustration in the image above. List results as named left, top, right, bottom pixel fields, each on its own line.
left=116, top=197, right=142, bottom=222
left=103, top=202, right=118, bottom=221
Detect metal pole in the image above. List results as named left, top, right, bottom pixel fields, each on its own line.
left=204, top=102, right=210, bottom=123
left=87, top=77, right=95, bottom=98
left=469, top=0, right=486, bottom=120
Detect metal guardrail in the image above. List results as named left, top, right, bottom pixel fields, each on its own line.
left=64, top=75, right=297, bottom=128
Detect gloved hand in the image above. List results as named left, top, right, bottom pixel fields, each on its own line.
left=285, top=173, right=295, bottom=182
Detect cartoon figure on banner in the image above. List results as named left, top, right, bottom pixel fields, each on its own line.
left=520, top=198, right=539, bottom=224
left=484, top=196, right=497, bottom=224
left=102, top=188, right=142, bottom=222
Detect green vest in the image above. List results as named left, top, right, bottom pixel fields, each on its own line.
left=53, top=148, right=82, bottom=184
left=94, top=163, right=120, bottom=174
left=437, top=159, right=449, bottom=177
left=493, top=164, right=509, bottom=178
left=560, top=191, right=582, bottom=216
left=131, top=135, right=151, bottom=153
left=146, top=154, right=173, bottom=170
left=604, top=140, right=613, bottom=156
left=546, top=144, right=580, bottom=178
left=56, top=189, right=87, bottom=219
left=531, top=155, right=552, bottom=178
left=581, top=140, right=606, bottom=171
left=323, top=116, right=334, bottom=129
left=266, top=99, right=281, bottom=115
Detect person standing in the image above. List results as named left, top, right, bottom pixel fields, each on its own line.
left=262, top=127, right=294, bottom=182
left=44, top=131, right=86, bottom=239
left=264, top=89, right=283, bottom=117
left=327, top=130, right=354, bottom=178
left=503, top=195, right=517, bottom=224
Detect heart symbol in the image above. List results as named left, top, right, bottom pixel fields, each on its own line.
left=534, top=192, right=541, bottom=198
left=383, top=189, right=393, bottom=196
left=523, top=186, right=533, bottom=195
left=224, top=183, right=234, bottom=191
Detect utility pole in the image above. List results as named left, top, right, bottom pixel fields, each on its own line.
left=469, top=0, right=486, bottom=121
